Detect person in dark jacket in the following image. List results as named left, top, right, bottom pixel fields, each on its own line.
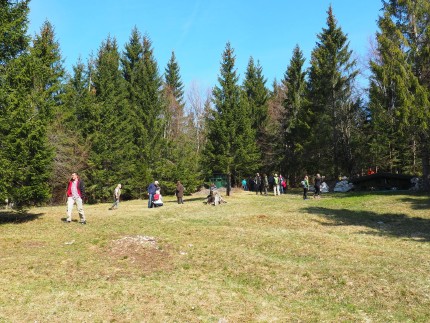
left=254, top=173, right=262, bottom=195
left=147, top=180, right=158, bottom=208
left=66, top=172, right=86, bottom=224
left=263, top=174, right=269, bottom=196
left=176, top=181, right=185, bottom=204
left=314, top=174, right=322, bottom=199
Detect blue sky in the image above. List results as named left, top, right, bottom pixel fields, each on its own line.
left=28, top=0, right=382, bottom=92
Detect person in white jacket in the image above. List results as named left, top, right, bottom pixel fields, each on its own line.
left=109, top=184, right=122, bottom=210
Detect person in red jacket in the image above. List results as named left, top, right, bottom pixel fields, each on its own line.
left=66, top=172, right=86, bottom=224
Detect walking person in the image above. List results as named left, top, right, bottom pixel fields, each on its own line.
left=314, top=174, right=322, bottom=199
left=65, top=172, right=86, bottom=224
left=109, top=183, right=122, bottom=210
left=147, top=180, right=158, bottom=208
left=176, top=181, right=185, bottom=204
left=302, top=175, right=309, bottom=200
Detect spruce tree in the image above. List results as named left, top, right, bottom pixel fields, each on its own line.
left=282, top=45, right=309, bottom=181
left=265, top=79, right=287, bottom=173
left=0, top=19, right=63, bottom=207
left=369, top=11, right=416, bottom=173
left=140, top=35, right=166, bottom=168
left=162, top=51, right=201, bottom=193
left=203, top=42, right=259, bottom=187
left=165, top=51, right=184, bottom=106
left=86, top=36, right=133, bottom=201
left=121, top=26, right=143, bottom=122
left=307, top=6, right=360, bottom=178
left=122, top=32, right=166, bottom=193
left=369, top=1, right=429, bottom=179
left=121, top=28, right=147, bottom=198
left=0, top=0, right=29, bottom=65
left=164, top=51, right=185, bottom=139
left=0, top=0, right=31, bottom=203
left=242, top=57, right=269, bottom=175
left=243, top=57, right=268, bottom=140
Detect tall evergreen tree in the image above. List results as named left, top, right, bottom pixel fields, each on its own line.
left=282, top=45, right=309, bottom=181
left=30, top=21, right=65, bottom=203
left=162, top=51, right=202, bottom=192
left=0, top=0, right=29, bottom=65
left=121, top=26, right=143, bottom=125
left=86, top=36, right=134, bottom=201
left=122, top=32, right=166, bottom=193
left=203, top=42, right=259, bottom=187
left=369, top=0, right=430, bottom=188
left=307, top=6, right=360, bottom=177
left=164, top=51, right=185, bottom=139
left=0, top=0, right=31, bottom=203
left=243, top=57, right=268, bottom=140
left=140, top=35, right=166, bottom=161
left=164, top=51, right=184, bottom=105
left=265, top=79, right=286, bottom=173
left=120, top=28, right=147, bottom=198
left=0, top=19, right=63, bottom=207
left=242, top=57, right=269, bottom=175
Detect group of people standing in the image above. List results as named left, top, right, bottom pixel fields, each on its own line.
left=242, top=172, right=324, bottom=201
left=147, top=180, right=185, bottom=208
left=244, top=173, right=288, bottom=196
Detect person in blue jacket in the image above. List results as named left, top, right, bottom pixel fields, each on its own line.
left=147, top=180, right=159, bottom=208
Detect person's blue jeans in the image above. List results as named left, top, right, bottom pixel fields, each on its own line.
left=148, top=194, right=154, bottom=208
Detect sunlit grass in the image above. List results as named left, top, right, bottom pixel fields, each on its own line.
left=0, top=190, right=429, bottom=321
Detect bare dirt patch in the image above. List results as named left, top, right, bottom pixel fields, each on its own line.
left=242, top=214, right=287, bottom=226
left=107, top=235, right=173, bottom=273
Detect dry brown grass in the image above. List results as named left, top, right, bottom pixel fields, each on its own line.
left=0, top=190, right=429, bottom=322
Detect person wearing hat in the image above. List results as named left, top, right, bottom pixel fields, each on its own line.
left=147, top=180, right=159, bottom=208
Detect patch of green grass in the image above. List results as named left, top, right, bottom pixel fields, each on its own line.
left=0, top=190, right=429, bottom=321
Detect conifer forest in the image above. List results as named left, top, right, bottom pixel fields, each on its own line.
left=1, top=0, right=429, bottom=207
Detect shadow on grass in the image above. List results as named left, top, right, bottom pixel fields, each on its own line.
left=316, top=190, right=415, bottom=199
left=306, top=206, right=430, bottom=242
left=397, top=196, right=430, bottom=210
left=0, top=211, right=44, bottom=224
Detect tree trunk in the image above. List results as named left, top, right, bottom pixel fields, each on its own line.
left=422, top=148, right=430, bottom=192
left=226, top=173, right=231, bottom=196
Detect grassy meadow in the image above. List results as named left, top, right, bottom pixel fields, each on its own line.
left=0, top=189, right=429, bottom=322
